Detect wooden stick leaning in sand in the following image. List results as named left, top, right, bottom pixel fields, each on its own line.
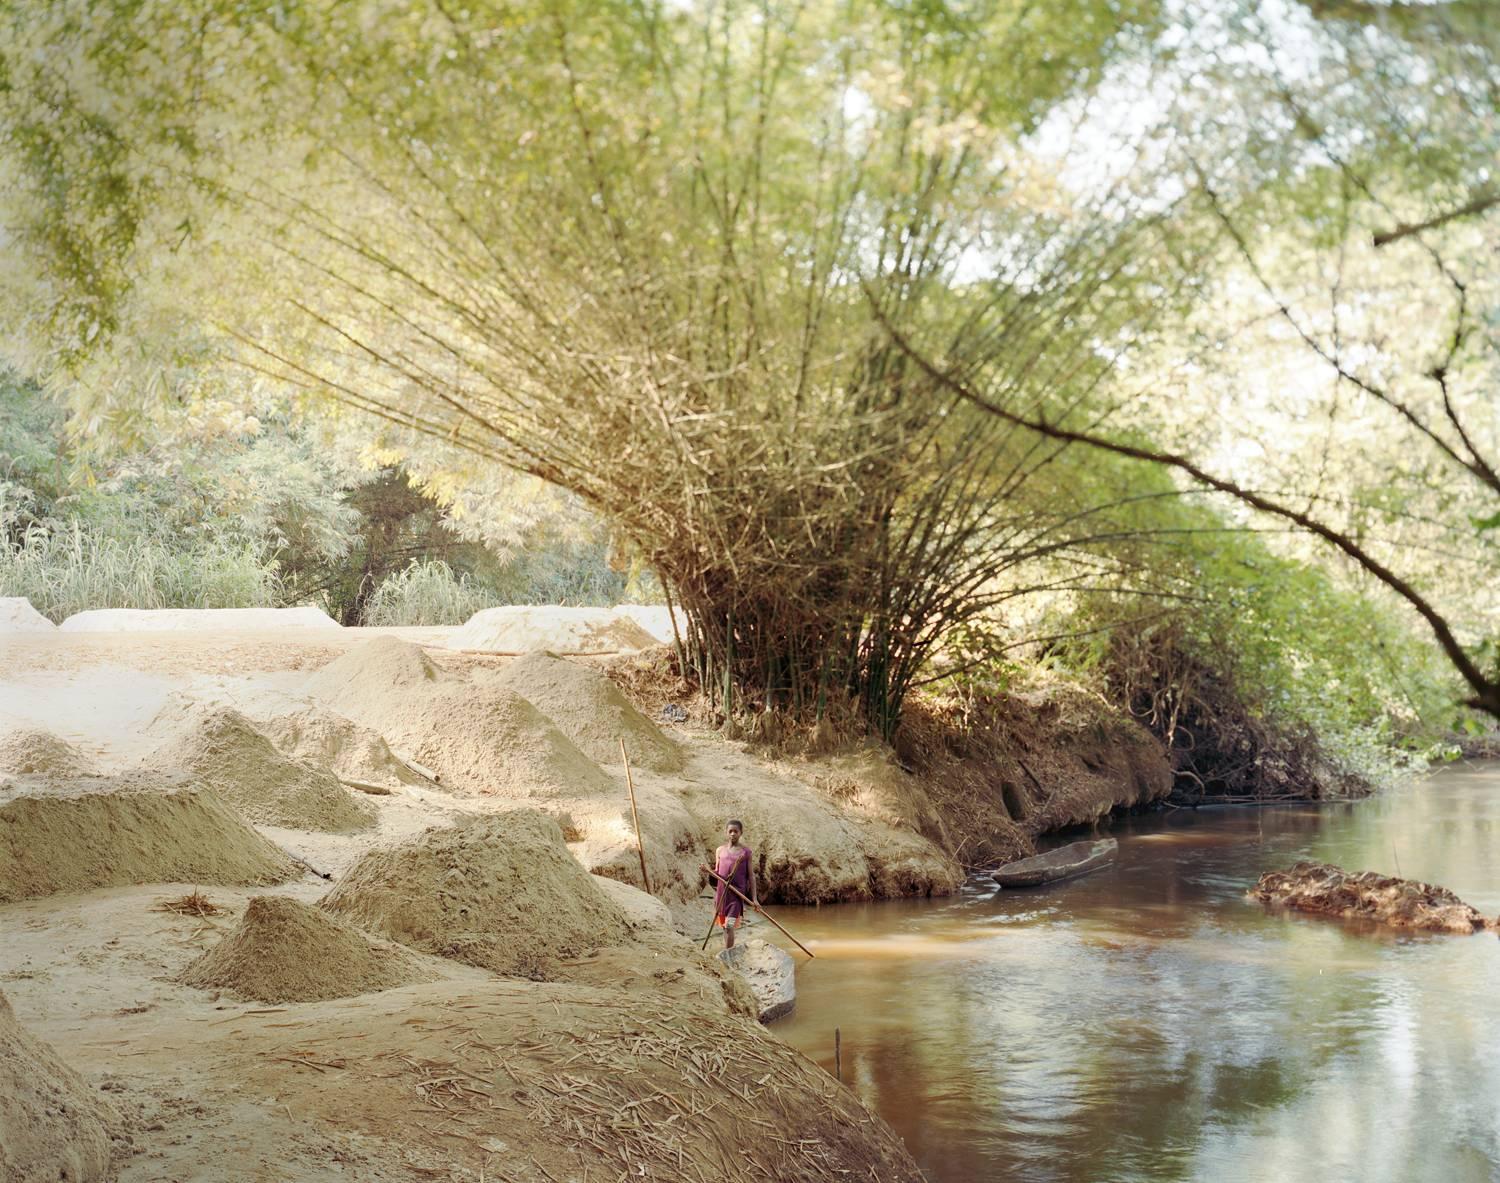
left=702, top=867, right=815, bottom=959
left=619, top=738, right=652, bottom=894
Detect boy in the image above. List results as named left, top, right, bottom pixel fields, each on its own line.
left=701, top=819, right=758, bottom=949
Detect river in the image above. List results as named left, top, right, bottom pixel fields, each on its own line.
left=772, top=761, right=1500, bottom=1183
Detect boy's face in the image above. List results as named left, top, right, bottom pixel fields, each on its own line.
left=726, top=823, right=742, bottom=845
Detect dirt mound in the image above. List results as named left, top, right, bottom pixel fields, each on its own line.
left=381, top=684, right=614, bottom=798
left=0, top=597, right=55, bottom=633
left=152, top=705, right=375, bottom=832
left=58, top=606, right=340, bottom=632
left=181, top=895, right=431, bottom=1002
left=611, top=603, right=685, bottom=643
left=490, top=651, right=683, bottom=773
left=0, top=988, right=119, bottom=1183
left=321, top=811, right=630, bottom=978
left=0, top=778, right=295, bottom=902
left=1250, top=862, right=1499, bottom=933
left=258, top=706, right=432, bottom=791
left=0, top=726, right=97, bottom=777
left=304, top=636, right=447, bottom=722
left=447, top=606, right=656, bottom=654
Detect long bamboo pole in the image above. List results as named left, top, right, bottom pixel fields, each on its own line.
left=619, top=738, right=651, bottom=895
left=702, top=867, right=816, bottom=959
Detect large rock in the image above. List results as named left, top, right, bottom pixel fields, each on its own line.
left=0, top=988, right=119, bottom=1182
left=1250, top=861, right=1499, bottom=934
left=716, top=938, right=796, bottom=1023
left=59, top=606, right=340, bottom=632
left=447, top=607, right=656, bottom=654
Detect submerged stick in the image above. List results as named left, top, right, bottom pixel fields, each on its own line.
left=702, top=867, right=815, bottom=959
left=835, top=1028, right=841, bottom=1081
left=619, top=738, right=652, bottom=894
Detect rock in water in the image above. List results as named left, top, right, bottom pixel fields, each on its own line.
left=0, top=988, right=119, bottom=1182
left=1250, top=861, right=1499, bottom=934
left=716, top=939, right=796, bottom=1023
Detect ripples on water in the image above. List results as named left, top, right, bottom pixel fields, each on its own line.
left=771, top=762, right=1500, bottom=1183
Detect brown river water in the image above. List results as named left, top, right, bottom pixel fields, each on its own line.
left=771, top=761, right=1500, bottom=1183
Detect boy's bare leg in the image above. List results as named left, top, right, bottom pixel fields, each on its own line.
left=725, top=919, right=736, bottom=949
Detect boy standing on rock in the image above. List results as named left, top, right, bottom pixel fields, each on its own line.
left=702, top=819, right=758, bottom=949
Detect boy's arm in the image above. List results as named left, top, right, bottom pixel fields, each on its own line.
left=748, top=859, right=759, bottom=907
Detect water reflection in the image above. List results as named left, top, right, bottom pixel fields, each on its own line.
left=773, top=762, right=1500, bottom=1183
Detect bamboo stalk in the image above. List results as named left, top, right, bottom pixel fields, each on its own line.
left=619, top=738, right=652, bottom=895
left=701, top=867, right=815, bottom=959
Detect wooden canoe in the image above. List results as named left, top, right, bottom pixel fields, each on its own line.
left=991, top=837, right=1118, bottom=888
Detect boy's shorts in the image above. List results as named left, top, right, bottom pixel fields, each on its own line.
left=715, top=913, right=742, bottom=929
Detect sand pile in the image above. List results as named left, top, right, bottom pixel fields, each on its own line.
left=1251, top=862, right=1499, bottom=934
left=258, top=706, right=432, bottom=791
left=0, top=988, right=119, bottom=1183
left=305, top=635, right=448, bottom=724
left=0, top=596, right=55, bottom=633
left=180, top=895, right=431, bottom=1002
left=611, top=603, right=685, bottom=644
left=446, top=606, right=656, bottom=654
left=383, top=685, right=614, bottom=797
left=321, top=811, right=630, bottom=978
left=152, top=705, right=375, bottom=832
left=0, top=778, right=295, bottom=902
left=58, top=606, right=340, bottom=632
left=0, top=726, right=97, bottom=777
left=306, top=638, right=612, bottom=798
left=490, top=650, right=683, bottom=773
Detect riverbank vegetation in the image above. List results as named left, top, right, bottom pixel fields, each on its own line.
left=1, top=0, right=1495, bottom=794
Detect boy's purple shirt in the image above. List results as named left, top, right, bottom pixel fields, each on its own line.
left=713, top=843, right=752, bottom=918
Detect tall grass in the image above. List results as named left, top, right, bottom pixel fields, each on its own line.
left=361, top=559, right=503, bottom=626
left=0, top=522, right=282, bottom=621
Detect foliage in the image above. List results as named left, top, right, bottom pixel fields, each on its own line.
left=0, top=520, right=281, bottom=620
left=360, top=559, right=500, bottom=627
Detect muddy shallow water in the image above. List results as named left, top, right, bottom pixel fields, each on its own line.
left=772, top=761, right=1500, bottom=1183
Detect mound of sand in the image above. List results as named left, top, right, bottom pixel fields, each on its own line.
left=180, top=895, right=431, bottom=1002
left=58, top=606, right=340, bottom=632
left=447, top=607, right=656, bottom=654
left=306, top=638, right=612, bottom=798
left=385, top=684, right=615, bottom=799
left=0, top=597, right=55, bottom=633
left=321, top=811, right=630, bottom=978
left=258, top=706, right=432, bottom=791
left=0, top=726, right=97, bottom=777
left=1, top=988, right=119, bottom=1183
left=490, top=651, right=683, bottom=773
left=304, top=635, right=448, bottom=724
left=611, top=604, right=686, bottom=644
left=0, top=778, right=296, bottom=902
left=152, top=705, right=375, bottom=832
